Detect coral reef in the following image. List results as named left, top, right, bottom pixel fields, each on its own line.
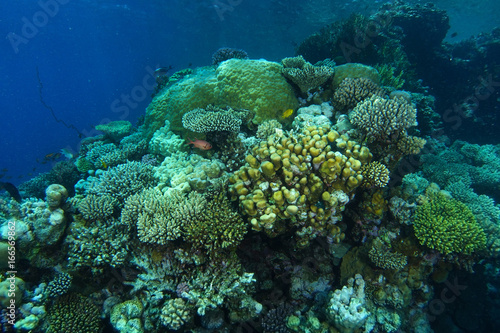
left=281, top=55, right=335, bottom=93
left=86, top=161, right=156, bottom=206
left=47, top=294, right=101, bottom=333
left=95, top=120, right=133, bottom=142
left=182, top=105, right=243, bottom=134
left=349, top=95, right=417, bottom=141
left=144, top=59, right=298, bottom=137
left=412, top=195, right=486, bottom=255
left=229, top=123, right=372, bottom=247
left=212, top=47, right=248, bottom=66
left=333, top=77, right=385, bottom=112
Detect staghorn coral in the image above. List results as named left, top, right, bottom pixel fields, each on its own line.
left=281, top=55, right=334, bottom=93
left=333, top=77, right=385, bottom=112
left=47, top=294, right=101, bottom=333
left=412, top=195, right=486, bottom=255
left=78, top=194, right=116, bottom=221
left=182, top=190, right=247, bottom=254
left=369, top=240, right=407, bottom=270
left=182, top=106, right=242, bottom=133
left=228, top=123, right=372, bottom=248
left=349, top=95, right=417, bottom=140
left=86, top=161, right=156, bottom=206
left=361, top=161, right=390, bottom=188
left=160, top=298, right=192, bottom=330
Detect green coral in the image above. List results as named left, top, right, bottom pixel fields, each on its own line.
left=95, top=120, right=133, bottom=142
left=143, top=59, right=298, bottom=138
left=183, top=190, right=247, bottom=254
left=412, top=195, right=486, bottom=255
left=48, top=294, right=102, bottom=333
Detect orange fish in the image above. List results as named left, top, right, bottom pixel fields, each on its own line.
left=187, top=138, right=212, bottom=150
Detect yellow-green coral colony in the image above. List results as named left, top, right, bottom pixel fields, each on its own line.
left=229, top=124, right=372, bottom=247
left=412, top=196, right=486, bottom=255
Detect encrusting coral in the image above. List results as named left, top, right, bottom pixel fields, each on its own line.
left=228, top=124, right=372, bottom=248
left=412, top=195, right=486, bottom=255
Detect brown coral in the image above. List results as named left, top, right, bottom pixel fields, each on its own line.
left=281, top=55, right=334, bottom=93
left=333, top=77, right=385, bottom=112
left=78, top=194, right=116, bottom=222
left=349, top=95, right=417, bottom=140
left=361, top=162, right=390, bottom=188
left=182, top=106, right=243, bottom=133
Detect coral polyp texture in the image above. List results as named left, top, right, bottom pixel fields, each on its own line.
left=333, top=77, right=385, bottom=112
left=412, top=195, right=486, bottom=255
left=228, top=124, right=372, bottom=248
left=349, top=95, right=417, bottom=140
left=182, top=106, right=242, bottom=133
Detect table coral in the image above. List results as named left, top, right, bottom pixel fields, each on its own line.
left=412, top=195, right=486, bottom=255
left=182, top=105, right=243, bottom=133
left=229, top=124, right=372, bottom=247
left=281, top=55, right=335, bottom=93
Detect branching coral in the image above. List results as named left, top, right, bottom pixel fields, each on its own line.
left=369, top=240, right=407, bottom=270
left=182, top=190, right=247, bottom=254
left=412, top=195, right=486, bottom=255
left=86, top=161, right=156, bottom=205
left=333, top=77, right=385, bottom=112
left=160, top=298, right=192, bottom=330
left=78, top=194, right=116, bottom=221
left=228, top=124, right=372, bottom=247
left=281, top=55, right=335, bottom=93
left=122, top=188, right=203, bottom=245
left=349, top=95, right=417, bottom=140
left=360, top=162, right=390, bottom=188
left=182, top=106, right=243, bottom=134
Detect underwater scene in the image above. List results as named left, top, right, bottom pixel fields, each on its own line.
left=1, top=0, right=500, bottom=332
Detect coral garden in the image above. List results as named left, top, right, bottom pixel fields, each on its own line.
left=1, top=2, right=500, bottom=333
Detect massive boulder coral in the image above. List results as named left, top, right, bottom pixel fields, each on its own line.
left=143, top=59, right=299, bottom=138
left=228, top=124, right=372, bottom=248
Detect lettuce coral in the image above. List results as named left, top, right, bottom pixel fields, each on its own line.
left=412, top=195, right=486, bottom=255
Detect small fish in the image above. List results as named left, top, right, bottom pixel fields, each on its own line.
left=450, top=32, right=458, bottom=38
left=282, top=108, right=294, bottom=119
left=43, top=152, right=62, bottom=162
left=1, top=168, right=7, bottom=172
left=154, top=66, right=174, bottom=79
left=0, top=182, right=22, bottom=203
left=187, top=138, right=212, bottom=150
left=100, top=159, right=108, bottom=169
left=60, top=148, right=74, bottom=160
